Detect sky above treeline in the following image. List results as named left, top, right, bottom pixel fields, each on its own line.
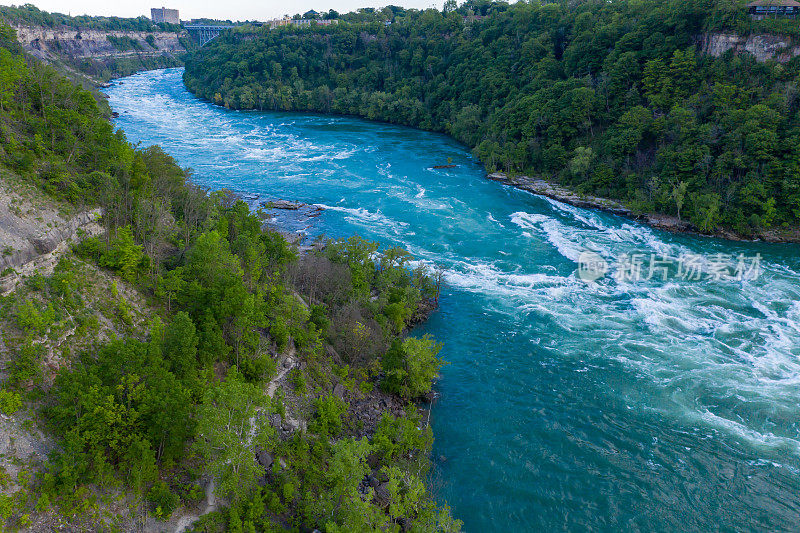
left=0, top=0, right=441, bottom=21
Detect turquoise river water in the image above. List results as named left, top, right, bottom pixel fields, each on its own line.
left=106, top=69, right=800, bottom=531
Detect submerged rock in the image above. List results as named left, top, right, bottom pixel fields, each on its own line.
left=262, top=199, right=306, bottom=210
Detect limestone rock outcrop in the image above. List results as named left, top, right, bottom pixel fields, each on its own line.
left=701, top=32, right=800, bottom=63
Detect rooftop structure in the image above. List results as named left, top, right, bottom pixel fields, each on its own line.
left=267, top=16, right=339, bottom=29
left=747, top=0, right=800, bottom=19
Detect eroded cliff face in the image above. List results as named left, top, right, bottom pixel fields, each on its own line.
left=12, top=24, right=185, bottom=64
left=0, top=177, right=103, bottom=294
left=701, top=32, right=800, bottom=63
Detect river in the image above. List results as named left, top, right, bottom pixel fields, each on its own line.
left=106, top=68, right=800, bottom=531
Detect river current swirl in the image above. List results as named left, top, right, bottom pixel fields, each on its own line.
left=107, top=68, right=800, bottom=531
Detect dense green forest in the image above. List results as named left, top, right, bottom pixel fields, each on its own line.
left=0, top=24, right=458, bottom=531
left=0, top=4, right=181, bottom=32
left=184, top=0, right=800, bottom=236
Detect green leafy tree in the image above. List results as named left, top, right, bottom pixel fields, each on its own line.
left=310, top=393, right=348, bottom=437
left=691, top=193, right=722, bottom=232
left=197, top=310, right=229, bottom=366
left=569, top=146, right=595, bottom=180
left=155, top=267, right=185, bottom=312
left=194, top=369, right=275, bottom=503
left=101, top=226, right=148, bottom=282
left=382, top=335, right=444, bottom=399
left=0, top=46, right=24, bottom=112
left=672, top=181, right=688, bottom=221
left=163, top=312, right=199, bottom=379
left=322, top=438, right=388, bottom=532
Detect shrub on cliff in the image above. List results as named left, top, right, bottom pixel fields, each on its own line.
left=310, top=393, right=348, bottom=437
left=382, top=335, right=444, bottom=400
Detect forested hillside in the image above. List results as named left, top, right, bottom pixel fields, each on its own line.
left=0, top=24, right=458, bottom=531
left=184, top=0, right=800, bottom=236
left=0, top=4, right=181, bottom=33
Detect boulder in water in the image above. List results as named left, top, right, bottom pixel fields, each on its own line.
left=262, top=199, right=306, bottom=210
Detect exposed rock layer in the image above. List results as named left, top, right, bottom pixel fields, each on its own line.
left=12, top=24, right=185, bottom=62
left=701, top=32, right=800, bottom=63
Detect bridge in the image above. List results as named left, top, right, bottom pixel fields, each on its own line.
left=184, top=25, right=235, bottom=46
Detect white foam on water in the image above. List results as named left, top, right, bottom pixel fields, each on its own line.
left=630, top=295, right=710, bottom=335
left=417, top=253, right=605, bottom=306
left=314, top=203, right=410, bottom=235
left=696, top=409, right=800, bottom=454
left=297, top=147, right=357, bottom=162
left=510, top=211, right=586, bottom=262
left=242, top=146, right=292, bottom=161
left=544, top=196, right=610, bottom=231
left=789, top=300, right=800, bottom=326
left=542, top=197, right=675, bottom=252
left=509, top=198, right=800, bottom=453
left=442, top=264, right=574, bottom=300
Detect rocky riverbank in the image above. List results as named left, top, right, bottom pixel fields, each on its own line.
left=487, top=172, right=800, bottom=244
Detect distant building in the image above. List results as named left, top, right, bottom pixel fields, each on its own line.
left=267, top=16, right=338, bottom=29
left=747, top=0, right=800, bottom=19
left=463, top=14, right=487, bottom=23
left=151, top=7, right=180, bottom=25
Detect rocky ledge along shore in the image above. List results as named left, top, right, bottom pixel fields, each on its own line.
left=487, top=172, right=800, bottom=244
left=261, top=199, right=323, bottom=215
left=250, top=197, right=326, bottom=244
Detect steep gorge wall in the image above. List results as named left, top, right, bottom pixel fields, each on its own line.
left=10, top=24, right=186, bottom=84
left=701, top=32, right=800, bottom=63
left=0, top=177, right=103, bottom=294
left=13, top=24, right=185, bottom=60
